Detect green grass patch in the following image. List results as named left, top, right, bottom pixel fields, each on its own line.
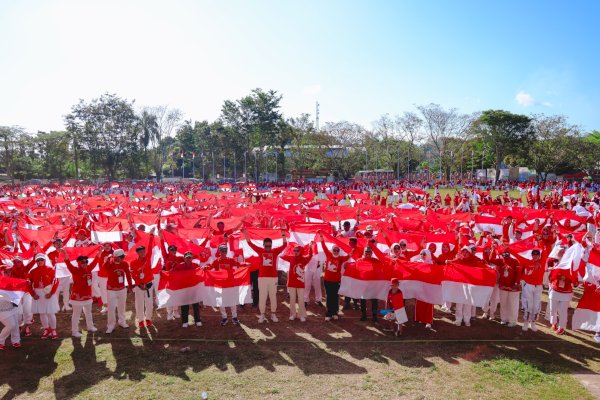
left=475, top=357, right=554, bottom=385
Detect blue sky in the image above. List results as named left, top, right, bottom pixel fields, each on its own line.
left=1, top=0, right=598, bottom=133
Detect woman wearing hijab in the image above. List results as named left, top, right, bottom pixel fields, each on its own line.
left=410, top=249, right=434, bottom=328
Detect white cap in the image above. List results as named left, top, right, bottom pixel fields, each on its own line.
left=114, top=249, right=125, bottom=257
left=35, top=253, right=46, bottom=260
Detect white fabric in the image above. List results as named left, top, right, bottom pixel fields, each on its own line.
left=304, top=260, right=322, bottom=303
left=134, top=286, right=154, bottom=322
left=482, top=285, right=499, bottom=317
left=0, top=309, right=20, bottom=345
left=499, top=290, right=519, bottom=324
left=521, top=283, right=543, bottom=322
left=107, top=289, right=127, bottom=329
left=549, top=299, right=570, bottom=329
left=31, top=288, right=59, bottom=314
left=71, top=303, right=94, bottom=333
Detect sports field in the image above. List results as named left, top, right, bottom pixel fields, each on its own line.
left=1, top=287, right=598, bottom=400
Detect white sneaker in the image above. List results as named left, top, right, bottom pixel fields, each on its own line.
left=173, top=312, right=181, bottom=318
left=454, top=320, right=462, bottom=326
left=182, top=323, right=188, bottom=328
left=100, top=306, right=108, bottom=314
left=465, top=321, right=471, bottom=327
left=271, top=314, right=279, bottom=322
left=482, top=313, right=489, bottom=319
left=289, top=316, right=296, bottom=321
left=508, top=323, right=516, bottom=327
left=522, top=322, right=529, bottom=332
left=425, top=324, right=432, bottom=329
left=300, top=317, right=306, bottom=322
left=119, top=323, right=129, bottom=329
left=106, top=327, right=114, bottom=334
left=196, top=321, right=202, bottom=327
left=258, top=315, right=266, bottom=324
left=87, top=326, right=98, bottom=333
left=530, top=323, right=538, bottom=332
left=72, top=331, right=82, bottom=338
left=325, top=317, right=331, bottom=321
left=332, top=315, right=339, bottom=320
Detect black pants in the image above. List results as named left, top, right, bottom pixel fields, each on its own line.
left=360, top=299, right=379, bottom=318
left=344, top=296, right=359, bottom=308
left=324, top=280, right=340, bottom=317
left=250, top=270, right=259, bottom=306
left=181, top=303, right=200, bottom=324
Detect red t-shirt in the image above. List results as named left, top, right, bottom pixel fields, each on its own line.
left=105, top=260, right=133, bottom=291
left=549, top=268, right=575, bottom=293
left=321, top=240, right=351, bottom=282
left=210, top=257, right=239, bottom=271
left=281, top=254, right=311, bottom=288
left=521, top=260, right=545, bottom=286
left=65, top=258, right=97, bottom=301
left=248, top=241, right=286, bottom=278
left=130, top=256, right=153, bottom=285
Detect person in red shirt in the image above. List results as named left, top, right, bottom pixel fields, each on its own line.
left=173, top=251, right=202, bottom=328
left=242, top=227, right=287, bottom=323
left=96, top=242, right=114, bottom=312
left=446, top=246, right=486, bottom=326
left=383, top=278, right=407, bottom=337
left=548, top=264, right=576, bottom=335
left=130, top=235, right=155, bottom=328
left=159, top=231, right=184, bottom=320
left=104, top=249, right=133, bottom=334
left=28, top=254, right=59, bottom=340
left=343, top=237, right=364, bottom=311
left=319, top=231, right=351, bottom=321
left=62, top=250, right=98, bottom=337
left=47, top=238, right=72, bottom=312
left=281, top=244, right=313, bottom=322
left=494, top=249, right=521, bottom=327
left=514, top=248, right=544, bottom=332
left=207, top=244, right=241, bottom=325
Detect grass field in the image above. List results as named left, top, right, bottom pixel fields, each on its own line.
left=2, top=287, right=599, bottom=400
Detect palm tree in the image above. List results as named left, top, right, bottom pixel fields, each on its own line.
left=139, top=110, right=158, bottom=179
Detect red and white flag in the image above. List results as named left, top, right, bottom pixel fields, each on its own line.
left=54, top=246, right=100, bottom=279
left=473, top=215, right=503, bottom=236
left=424, top=232, right=457, bottom=256
left=156, top=268, right=204, bottom=308
left=90, top=222, right=124, bottom=243
left=0, top=275, right=28, bottom=304
left=572, top=249, right=600, bottom=332
left=441, top=263, right=496, bottom=307
left=203, top=267, right=252, bottom=307
left=339, top=261, right=391, bottom=301
left=394, top=261, right=443, bottom=305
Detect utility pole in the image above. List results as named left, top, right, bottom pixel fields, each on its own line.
left=315, top=102, right=320, bottom=132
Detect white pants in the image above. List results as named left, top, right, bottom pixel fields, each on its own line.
left=482, top=285, right=500, bottom=317
left=0, top=310, right=20, bottom=345
left=521, top=283, right=543, bottom=322
left=107, top=289, right=127, bottom=329
left=152, top=274, right=160, bottom=306
left=72, top=304, right=94, bottom=333
left=20, top=293, right=33, bottom=325
left=549, top=299, right=570, bottom=329
left=98, top=277, right=108, bottom=305
left=91, top=271, right=102, bottom=299
left=499, top=290, right=520, bottom=324
left=219, top=306, right=238, bottom=319
left=304, top=262, right=322, bottom=303
left=288, top=287, right=307, bottom=318
left=258, top=277, right=278, bottom=314
left=57, top=277, right=71, bottom=309
left=134, top=287, right=154, bottom=322
left=39, top=313, right=57, bottom=329
left=455, top=303, right=471, bottom=323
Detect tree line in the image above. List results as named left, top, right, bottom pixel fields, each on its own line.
left=1, top=89, right=598, bottom=183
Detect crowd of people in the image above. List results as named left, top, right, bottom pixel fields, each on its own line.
left=1, top=179, right=599, bottom=351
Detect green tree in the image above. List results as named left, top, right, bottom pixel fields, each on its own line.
left=65, top=93, right=141, bottom=181
left=472, top=110, right=533, bottom=182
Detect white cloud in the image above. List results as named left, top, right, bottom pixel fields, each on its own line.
left=302, top=84, right=322, bottom=96
left=515, top=90, right=552, bottom=107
